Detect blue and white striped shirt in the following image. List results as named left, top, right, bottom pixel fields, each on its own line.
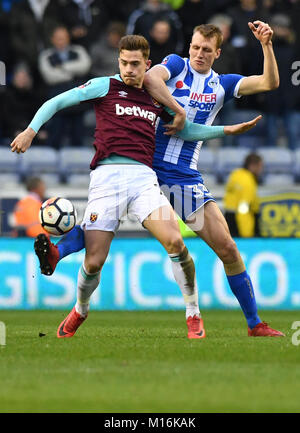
left=153, top=54, right=245, bottom=183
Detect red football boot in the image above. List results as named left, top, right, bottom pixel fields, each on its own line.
left=34, top=233, right=60, bottom=276
left=248, top=321, right=285, bottom=337
left=186, top=315, right=206, bottom=339
left=57, top=307, right=87, bottom=338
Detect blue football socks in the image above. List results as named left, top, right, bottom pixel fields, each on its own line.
left=56, top=225, right=85, bottom=260
left=226, top=271, right=261, bottom=330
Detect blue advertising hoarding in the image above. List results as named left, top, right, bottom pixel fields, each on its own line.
left=0, top=237, right=299, bottom=310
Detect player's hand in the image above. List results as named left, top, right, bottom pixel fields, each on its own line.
left=248, top=21, right=273, bottom=45
left=10, top=128, right=36, bottom=153
left=163, top=110, right=186, bottom=135
left=224, top=115, right=262, bottom=135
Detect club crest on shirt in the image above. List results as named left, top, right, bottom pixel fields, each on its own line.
left=78, top=80, right=91, bottom=89
left=208, top=77, right=219, bottom=89
left=90, top=212, right=98, bottom=223
left=161, top=56, right=169, bottom=65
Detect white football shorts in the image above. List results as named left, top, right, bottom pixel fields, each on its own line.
left=81, top=164, right=170, bottom=233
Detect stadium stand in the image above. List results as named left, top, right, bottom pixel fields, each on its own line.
left=235, top=136, right=266, bottom=149
left=2, top=146, right=300, bottom=187
left=19, top=146, right=60, bottom=183
left=200, top=173, right=218, bottom=189
left=256, top=147, right=294, bottom=175
left=197, top=147, right=216, bottom=173
left=58, top=147, right=94, bottom=184
left=263, top=173, right=295, bottom=186
left=0, top=147, right=21, bottom=183
left=215, top=147, right=250, bottom=183
left=67, top=173, right=90, bottom=187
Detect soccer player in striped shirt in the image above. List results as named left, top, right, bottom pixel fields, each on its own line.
left=143, top=21, right=284, bottom=337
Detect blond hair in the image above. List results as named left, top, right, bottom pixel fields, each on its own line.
left=193, top=24, right=223, bottom=49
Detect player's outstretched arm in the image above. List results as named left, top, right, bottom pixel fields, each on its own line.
left=164, top=115, right=262, bottom=141
left=10, top=77, right=109, bottom=153
left=144, top=65, right=186, bottom=132
left=10, top=89, right=81, bottom=153
left=238, top=21, right=279, bottom=95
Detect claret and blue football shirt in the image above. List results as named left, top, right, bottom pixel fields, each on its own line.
left=29, top=73, right=226, bottom=171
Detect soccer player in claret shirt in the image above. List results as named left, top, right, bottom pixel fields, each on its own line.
left=39, top=24, right=285, bottom=338
left=11, top=35, right=262, bottom=339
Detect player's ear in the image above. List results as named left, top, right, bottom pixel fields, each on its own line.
left=146, top=59, right=152, bottom=71
left=215, top=48, right=221, bottom=60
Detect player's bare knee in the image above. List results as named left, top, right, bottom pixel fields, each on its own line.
left=164, top=235, right=185, bottom=254
left=217, top=238, right=239, bottom=263
left=85, top=257, right=105, bottom=274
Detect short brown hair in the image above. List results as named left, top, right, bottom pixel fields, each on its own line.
left=193, top=24, right=223, bottom=49
left=118, top=35, right=150, bottom=60
left=243, top=153, right=263, bottom=169
left=25, top=177, right=44, bottom=192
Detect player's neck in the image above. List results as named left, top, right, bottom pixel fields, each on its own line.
left=192, top=67, right=212, bottom=77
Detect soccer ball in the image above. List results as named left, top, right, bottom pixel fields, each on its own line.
left=39, top=197, right=77, bottom=236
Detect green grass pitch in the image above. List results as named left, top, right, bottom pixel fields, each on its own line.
left=0, top=310, right=299, bottom=413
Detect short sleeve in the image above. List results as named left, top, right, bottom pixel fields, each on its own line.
left=158, top=54, right=186, bottom=80
left=219, top=74, right=245, bottom=103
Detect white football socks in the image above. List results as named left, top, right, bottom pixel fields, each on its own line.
left=75, top=263, right=101, bottom=317
left=169, top=247, right=200, bottom=319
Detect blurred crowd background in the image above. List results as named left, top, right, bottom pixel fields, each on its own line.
left=1, top=0, right=300, bottom=188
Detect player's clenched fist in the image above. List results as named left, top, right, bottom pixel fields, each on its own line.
left=248, top=20, right=273, bottom=45
left=10, top=127, right=36, bottom=153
